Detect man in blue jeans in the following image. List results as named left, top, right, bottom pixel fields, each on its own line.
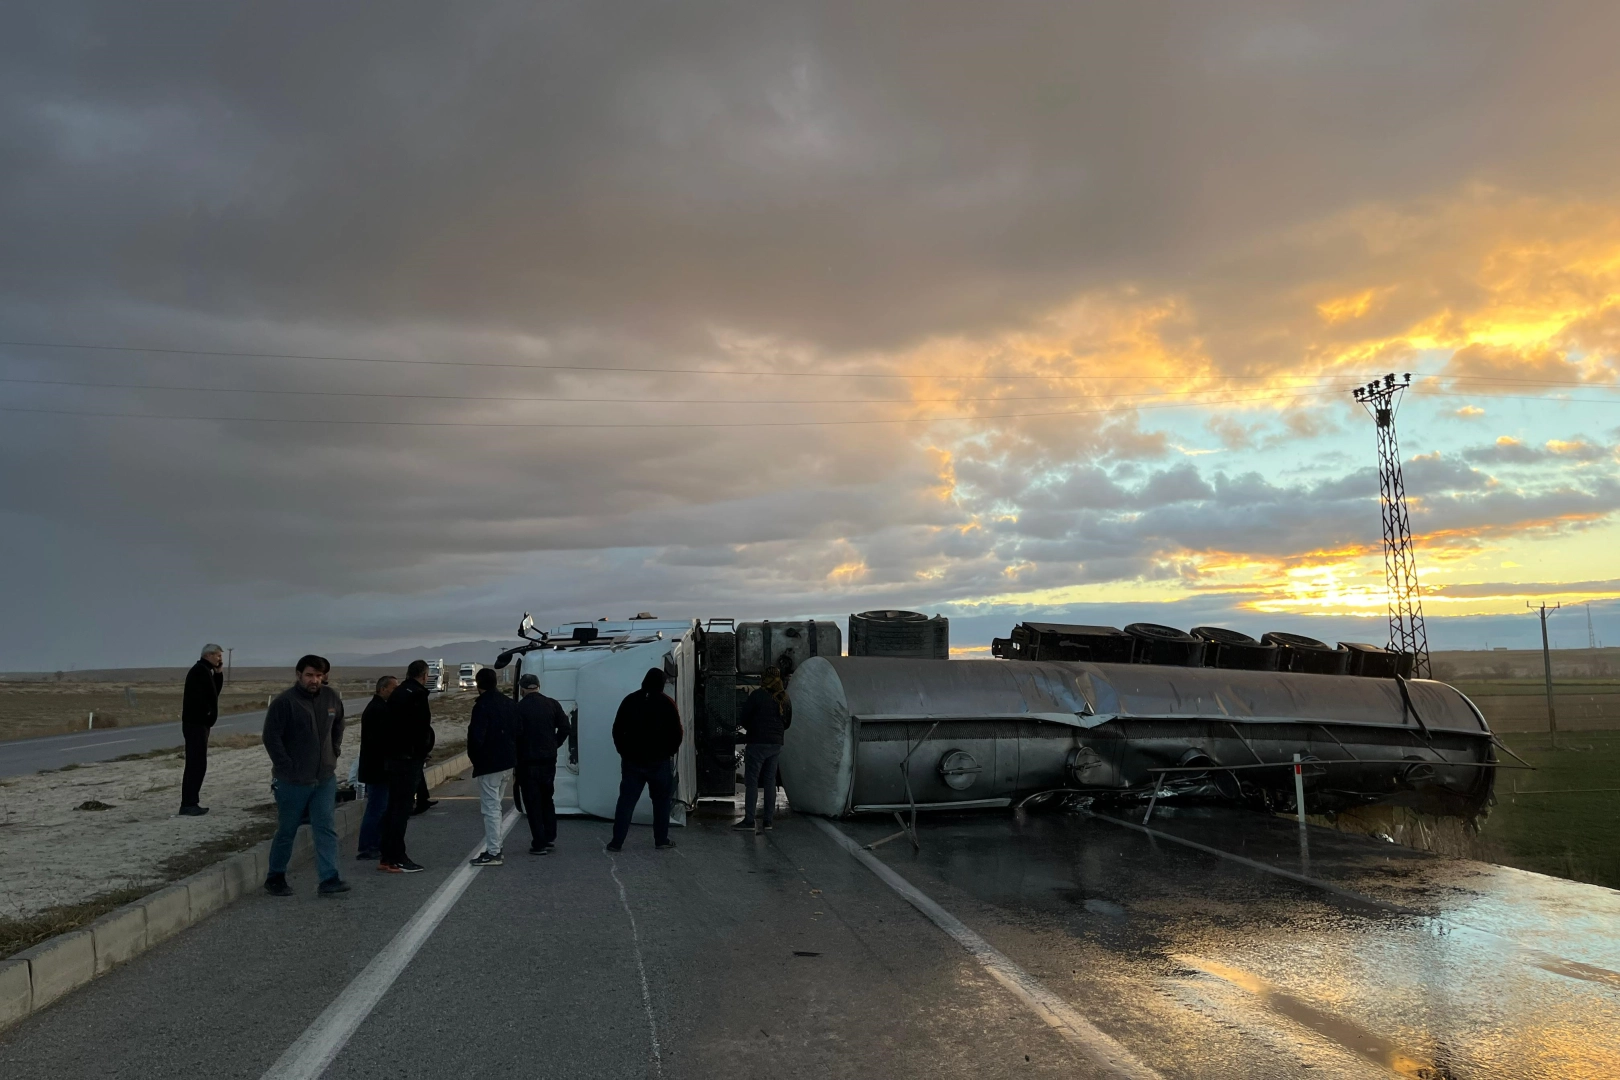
left=262, top=655, right=349, bottom=896
left=607, top=668, right=684, bottom=852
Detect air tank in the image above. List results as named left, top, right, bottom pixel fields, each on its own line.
left=848, top=610, right=949, bottom=659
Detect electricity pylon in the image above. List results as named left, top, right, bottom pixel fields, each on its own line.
left=1353, top=373, right=1431, bottom=678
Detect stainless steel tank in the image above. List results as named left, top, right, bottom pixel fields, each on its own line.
left=780, top=656, right=1497, bottom=819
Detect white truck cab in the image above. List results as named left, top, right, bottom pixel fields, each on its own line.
left=458, top=662, right=482, bottom=690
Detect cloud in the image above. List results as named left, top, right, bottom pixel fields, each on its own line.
left=7, top=3, right=1620, bottom=664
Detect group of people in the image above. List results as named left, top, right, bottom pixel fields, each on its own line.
left=174, top=643, right=796, bottom=898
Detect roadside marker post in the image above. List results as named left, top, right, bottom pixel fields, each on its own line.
left=1293, top=753, right=1306, bottom=824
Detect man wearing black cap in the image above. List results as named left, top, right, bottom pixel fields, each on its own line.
left=514, top=672, right=571, bottom=854
left=607, top=668, right=683, bottom=852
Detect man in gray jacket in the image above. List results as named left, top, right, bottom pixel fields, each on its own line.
left=262, top=655, right=349, bottom=896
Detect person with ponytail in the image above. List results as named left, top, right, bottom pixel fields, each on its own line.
left=734, top=666, right=792, bottom=832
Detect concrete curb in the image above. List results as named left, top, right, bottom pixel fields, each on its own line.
left=0, top=752, right=471, bottom=1033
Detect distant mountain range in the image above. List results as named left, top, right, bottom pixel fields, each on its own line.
left=327, top=640, right=526, bottom=667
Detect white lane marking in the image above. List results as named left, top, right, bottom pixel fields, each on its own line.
left=260, top=808, right=520, bottom=1080
left=606, top=853, right=663, bottom=1077
left=812, top=817, right=1163, bottom=1080
left=47, top=737, right=142, bottom=753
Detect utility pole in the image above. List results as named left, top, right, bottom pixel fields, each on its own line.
left=1588, top=603, right=1597, bottom=650
left=1530, top=601, right=1561, bottom=746
left=1353, top=373, right=1431, bottom=678
left=226, top=647, right=233, bottom=686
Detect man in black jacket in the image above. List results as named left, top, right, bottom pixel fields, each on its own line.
left=262, top=655, right=349, bottom=896
left=607, top=667, right=683, bottom=852
left=467, top=667, right=518, bottom=866
left=734, top=667, right=792, bottom=832
left=179, top=644, right=224, bottom=816
left=379, top=659, right=434, bottom=873
left=514, top=672, right=571, bottom=854
left=355, top=674, right=397, bottom=861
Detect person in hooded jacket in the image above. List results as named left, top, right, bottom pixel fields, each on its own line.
left=467, top=666, right=518, bottom=866
left=514, top=672, right=571, bottom=854
left=734, top=666, right=792, bottom=832
left=607, top=667, right=683, bottom=852
left=355, top=674, right=397, bottom=861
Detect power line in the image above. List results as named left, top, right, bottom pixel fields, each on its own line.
left=0, top=388, right=1339, bottom=429
left=0, top=338, right=1321, bottom=379
left=0, top=374, right=1358, bottom=406
left=4, top=337, right=1614, bottom=388
left=6, top=375, right=1614, bottom=416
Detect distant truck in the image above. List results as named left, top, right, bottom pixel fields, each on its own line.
left=425, top=659, right=446, bottom=693
left=458, top=662, right=483, bottom=690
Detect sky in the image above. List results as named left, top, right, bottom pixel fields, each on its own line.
left=4, top=2, right=1620, bottom=668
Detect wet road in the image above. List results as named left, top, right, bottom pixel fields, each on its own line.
left=2, top=782, right=1615, bottom=1078
left=0, top=702, right=361, bottom=778
left=835, top=805, right=1620, bottom=1079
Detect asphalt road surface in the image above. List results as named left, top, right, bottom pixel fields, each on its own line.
left=0, top=703, right=362, bottom=779
left=2, top=781, right=1615, bottom=1079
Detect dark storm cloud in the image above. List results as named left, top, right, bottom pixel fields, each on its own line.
left=6, top=1, right=1620, bottom=665
left=6, top=2, right=1618, bottom=344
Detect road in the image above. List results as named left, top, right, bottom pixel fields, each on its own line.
left=0, top=703, right=363, bottom=779
left=2, top=782, right=1616, bottom=1078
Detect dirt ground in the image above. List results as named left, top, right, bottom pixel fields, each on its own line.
left=0, top=712, right=469, bottom=938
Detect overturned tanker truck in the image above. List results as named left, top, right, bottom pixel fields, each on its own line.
left=781, top=619, right=1499, bottom=822
left=493, top=612, right=1498, bottom=825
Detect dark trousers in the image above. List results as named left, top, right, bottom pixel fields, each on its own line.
left=180, top=724, right=210, bottom=807
left=380, top=760, right=422, bottom=864
left=742, top=743, right=782, bottom=825
left=414, top=774, right=431, bottom=812
left=515, top=759, right=557, bottom=849
left=357, top=783, right=389, bottom=855
left=611, top=759, right=673, bottom=847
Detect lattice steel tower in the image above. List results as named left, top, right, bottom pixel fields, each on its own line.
left=1353, top=373, right=1431, bottom=678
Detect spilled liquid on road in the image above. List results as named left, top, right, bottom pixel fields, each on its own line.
left=845, top=807, right=1620, bottom=1079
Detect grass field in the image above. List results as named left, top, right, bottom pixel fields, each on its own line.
left=0, top=667, right=436, bottom=743
left=1472, top=730, right=1620, bottom=890
left=1452, top=677, right=1620, bottom=734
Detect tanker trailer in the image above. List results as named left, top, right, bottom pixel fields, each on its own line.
left=780, top=656, right=1497, bottom=819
